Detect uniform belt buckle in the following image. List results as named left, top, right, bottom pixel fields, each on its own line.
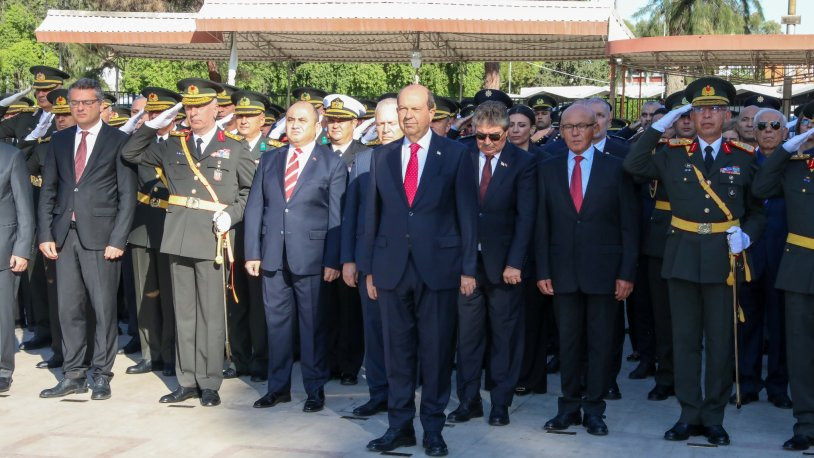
left=149, top=197, right=161, bottom=208
left=697, top=223, right=712, bottom=235
left=185, top=197, right=200, bottom=209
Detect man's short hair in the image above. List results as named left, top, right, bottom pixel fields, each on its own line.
left=68, top=78, right=104, bottom=102
left=576, top=97, right=612, bottom=114
left=754, top=108, right=787, bottom=127
left=375, top=97, right=398, bottom=117
left=472, top=101, right=509, bottom=130
left=641, top=100, right=663, bottom=113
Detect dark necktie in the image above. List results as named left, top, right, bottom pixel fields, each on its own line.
left=157, top=137, right=164, bottom=144
left=479, top=155, right=493, bottom=203
left=196, top=138, right=204, bottom=157
left=570, top=155, right=584, bottom=213
left=704, top=145, right=715, bottom=173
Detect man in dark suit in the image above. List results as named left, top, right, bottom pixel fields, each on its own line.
left=360, top=84, right=478, bottom=456
left=38, top=78, right=137, bottom=400
left=537, top=104, right=638, bottom=436
left=323, top=94, right=369, bottom=385
left=244, top=100, right=346, bottom=413
left=0, top=141, right=35, bottom=393
left=447, top=101, right=536, bottom=427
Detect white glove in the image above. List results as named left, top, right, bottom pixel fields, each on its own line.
left=726, top=226, right=751, bottom=255
left=651, top=104, right=693, bottom=132
left=782, top=127, right=814, bottom=153
left=216, top=112, right=234, bottom=130
left=353, top=117, right=375, bottom=141
left=119, top=108, right=145, bottom=135
left=213, top=211, right=232, bottom=233
left=361, top=124, right=379, bottom=144
left=23, top=112, right=54, bottom=141
left=0, top=86, right=31, bottom=107
left=145, top=102, right=182, bottom=130
left=268, top=118, right=286, bottom=140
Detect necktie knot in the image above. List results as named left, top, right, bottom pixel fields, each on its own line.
left=295, top=147, right=303, bottom=155
left=80, top=130, right=89, bottom=139
left=573, top=155, right=583, bottom=164
left=704, top=145, right=714, bottom=155
left=409, top=143, right=420, bottom=156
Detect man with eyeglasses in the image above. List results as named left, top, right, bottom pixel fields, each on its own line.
left=38, top=78, right=137, bottom=401
left=733, top=107, right=792, bottom=410
left=624, top=77, right=766, bottom=446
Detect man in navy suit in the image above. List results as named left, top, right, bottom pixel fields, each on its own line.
left=361, top=85, right=478, bottom=456
left=537, top=104, right=638, bottom=436
left=244, top=101, right=347, bottom=413
left=446, top=101, right=536, bottom=427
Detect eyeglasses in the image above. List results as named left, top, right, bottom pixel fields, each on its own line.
left=757, top=121, right=782, bottom=131
left=800, top=118, right=813, bottom=127
left=691, top=105, right=728, bottom=114
left=560, top=122, right=595, bottom=132
left=475, top=132, right=505, bottom=142
left=68, top=99, right=100, bottom=107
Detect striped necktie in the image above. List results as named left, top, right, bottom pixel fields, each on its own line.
left=284, top=148, right=302, bottom=201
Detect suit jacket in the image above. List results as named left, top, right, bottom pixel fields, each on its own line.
left=360, top=132, right=478, bottom=291
left=335, top=139, right=370, bottom=168
left=244, top=144, right=347, bottom=275
left=470, top=143, right=537, bottom=285
left=38, top=123, right=136, bottom=250
left=0, top=143, right=35, bottom=270
left=536, top=150, right=639, bottom=295
left=340, top=147, right=374, bottom=267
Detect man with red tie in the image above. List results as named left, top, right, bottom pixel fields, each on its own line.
left=361, top=84, right=478, bottom=456
left=536, top=104, right=638, bottom=436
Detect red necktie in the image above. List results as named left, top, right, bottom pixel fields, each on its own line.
left=570, top=155, right=584, bottom=213
left=284, top=147, right=301, bottom=201
left=404, top=143, right=419, bottom=206
left=75, top=130, right=89, bottom=183
left=479, top=155, right=493, bottom=203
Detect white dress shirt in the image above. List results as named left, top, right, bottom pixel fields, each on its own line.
left=192, top=125, right=218, bottom=155
left=478, top=151, right=502, bottom=184
left=593, top=136, right=607, bottom=154
left=73, top=120, right=103, bottom=165
left=698, top=136, right=723, bottom=161
left=286, top=141, right=316, bottom=178
left=247, top=135, right=261, bottom=152
left=567, top=147, right=596, bottom=198
left=400, top=129, right=433, bottom=184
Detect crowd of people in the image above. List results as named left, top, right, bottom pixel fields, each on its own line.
left=1, top=64, right=813, bottom=456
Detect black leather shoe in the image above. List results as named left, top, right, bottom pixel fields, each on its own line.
left=664, top=422, right=706, bottom=441
left=159, top=386, right=199, bottom=403
left=423, top=431, right=448, bottom=456
left=36, top=357, right=63, bottom=369
left=604, top=381, right=622, bottom=400
left=340, top=373, right=358, bottom=385
left=250, top=374, right=267, bottom=383
left=648, top=385, right=675, bottom=401
left=769, top=394, right=793, bottom=409
left=488, top=405, right=510, bottom=426
left=126, top=360, right=152, bottom=374
left=353, top=398, right=387, bottom=416
left=706, top=425, right=730, bottom=446
left=40, top=378, right=88, bottom=398
left=583, top=414, right=608, bottom=436
left=119, top=338, right=141, bottom=355
left=628, top=361, right=656, bottom=379
left=446, top=398, right=483, bottom=423
left=90, top=377, right=111, bottom=400
left=222, top=367, right=242, bottom=379
left=729, top=391, right=758, bottom=405
left=162, top=366, right=176, bottom=377
left=200, top=389, right=220, bottom=407
left=546, top=355, right=560, bottom=373
left=544, top=411, right=582, bottom=431
left=783, top=434, right=813, bottom=451
left=303, top=388, right=325, bottom=412
left=19, top=334, right=50, bottom=350
left=253, top=391, right=291, bottom=408
left=514, top=385, right=531, bottom=396
left=367, top=427, right=417, bottom=452
left=0, top=377, right=11, bottom=392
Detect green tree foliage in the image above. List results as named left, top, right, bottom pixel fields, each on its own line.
left=633, top=0, right=765, bottom=36
left=0, top=2, right=59, bottom=91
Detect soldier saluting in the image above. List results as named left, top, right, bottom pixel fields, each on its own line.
left=121, top=78, right=255, bottom=407
left=624, top=77, right=765, bottom=446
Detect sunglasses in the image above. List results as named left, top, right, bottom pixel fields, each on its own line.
left=475, top=132, right=504, bottom=142
left=757, top=121, right=782, bottom=131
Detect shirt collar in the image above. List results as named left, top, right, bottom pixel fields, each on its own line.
left=193, top=125, right=218, bottom=146
left=697, top=136, right=723, bottom=155
left=593, top=136, right=607, bottom=153
left=289, top=140, right=316, bottom=156
left=568, top=147, right=595, bottom=163
left=77, top=119, right=103, bottom=136
left=402, top=128, right=433, bottom=152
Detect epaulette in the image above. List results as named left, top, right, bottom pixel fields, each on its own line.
left=225, top=131, right=244, bottom=141
left=267, top=139, right=286, bottom=148
left=170, top=130, right=188, bottom=137
left=657, top=138, right=668, bottom=144
left=728, top=140, right=755, bottom=155
left=790, top=153, right=811, bottom=160
left=668, top=138, right=692, bottom=147
left=365, top=138, right=382, bottom=147
left=37, top=136, right=51, bottom=144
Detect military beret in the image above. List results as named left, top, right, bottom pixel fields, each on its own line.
left=292, top=87, right=328, bottom=107
left=142, top=87, right=183, bottom=112
left=685, top=77, right=736, bottom=107
left=323, top=94, right=365, bottom=119
left=526, top=92, right=557, bottom=111
left=433, top=96, right=459, bottom=121
left=30, top=66, right=70, bottom=90
left=507, top=104, right=535, bottom=125
left=176, top=78, right=223, bottom=107
left=217, top=83, right=240, bottom=106
left=474, top=89, right=513, bottom=108
left=46, top=89, right=71, bottom=115
left=231, top=90, right=270, bottom=116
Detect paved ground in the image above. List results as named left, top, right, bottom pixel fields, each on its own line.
left=0, top=327, right=798, bottom=457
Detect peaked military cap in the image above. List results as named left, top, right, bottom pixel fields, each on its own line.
left=474, top=88, right=513, bottom=108
left=292, top=87, right=328, bottom=107
left=799, top=101, right=814, bottom=119
left=176, top=78, right=223, bottom=107
left=107, top=106, right=131, bottom=127
left=358, top=98, right=377, bottom=120
left=231, top=90, right=270, bottom=116
left=46, top=89, right=71, bottom=115
left=459, top=98, right=477, bottom=118
left=30, top=66, right=70, bottom=90
left=741, top=93, right=782, bottom=110
left=664, top=91, right=691, bottom=111
left=142, top=87, right=183, bottom=112
left=526, top=92, right=557, bottom=111
left=217, top=83, right=240, bottom=106
left=2, top=94, right=35, bottom=114
left=685, top=77, right=736, bottom=107
left=609, top=118, right=629, bottom=131
left=433, top=96, right=459, bottom=121
left=323, top=94, right=365, bottom=119
left=377, top=92, right=398, bottom=102
left=102, top=93, right=117, bottom=108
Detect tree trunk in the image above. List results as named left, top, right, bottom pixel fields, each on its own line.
left=484, top=62, right=500, bottom=89
left=207, top=61, right=222, bottom=82
left=665, top=74, right=685, bottom=98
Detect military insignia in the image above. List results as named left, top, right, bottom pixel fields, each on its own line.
left=148, top=93, right=158, bottom=102
left=38, top=136, right=51, bottom=144
left=212, top=149, right=231, bottom=159
left=485, top=90, right=492, bottom=97
left=56, top=96, right=67, bottom=106
left=260, top=142, right=267, bottom=152
left=330, top=98, right=344, bottom=110
left=188, top=85, right=199, bottom=95
left=110, top=112, right=121, bottom=120
left=728, top=188, right=736, bottom=197
left=808, top=158, right=814, bottom=171
left=238, top=97, right=251, bottom=107
left=213, top=169, right=222, bottom=182
left=803, top=176, right=811, bottom=183
left=722, top=142, right=732, bottom=154
left=757, top=96, right=764, bottom=103
left=720, top=166, right=741, bottom=175
left=729, top=140, right=755, bottom=154
left=35, top=72, right=45, bottom=81
left=300, top=93, right=311, bottom=101
left=684, top=163, right=693, bottom=172
left=500, top=161, right=507, bottom=167
left=436, top=151, right=442, bottom=156
left=790, top=153, right=811, bottom=160
left=217, top=130, right=225, bottom=142
left=702, top=85, right=715, bottom=97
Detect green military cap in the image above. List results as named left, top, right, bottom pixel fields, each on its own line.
left=358, top=98, right=376, bottom=120
left=685, top=77, right=735, bottom=107
left=102, top=93, right=117, bottom=109
left=664, top=91, right=691, bottom=111
left=107, top=106, right=131, bottom=127
left=292, top=87, right=327, bottom=107
left=608, top=118, right=629, bottom=132
left=231, top=90, right=270, bottom=116
left=741, top=93, right=781, bottom=110
left=46, top=89, right=71, bottom=115
left=30, top=66, right=70, bottom=90
left=176, top=78, right=223, bottom=107
left=2, top=94, right=35, bottom=114
left=433, top=96, right=459, bottom=121
left=265, top=103, right=285, bottom=126
left=377, top=92, right=398, bottom=102
left=217, top=83, right=240, bottom=107
left=142, top=86, right=183, bottom=112
left=175, top=107, right=186, bottom=122
left=323, top=94, right=365, bottom=119
left=459, top=97, right=477, bottom=118
left=474, top=88, right=513, bottom=108
left=526, top=92, right=557, bottom=111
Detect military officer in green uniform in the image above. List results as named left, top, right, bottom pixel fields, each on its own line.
left=624, top=77, right=765, bottom=446
left=216, top=83, right=240, bottom=133
left=121, top=78, right=255, bottom=407
left=526, top=92, right=559, bottom=145
left=752, top=123, right=814, bottom=451
left=123, top=87, right=183, bottom=377
left=0, top=66, right=69, bottom=150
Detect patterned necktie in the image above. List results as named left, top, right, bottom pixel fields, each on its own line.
left=284, top=147, right=302, bottom=201
left=704, top=145, right=715, bottom=173
left=404, top=143, right=420, bottom=206
left=570, top=155, right=584, bottom=213
left=479, top=155, right=493, bottom=203
left=74, top=130, right=89, bottom=183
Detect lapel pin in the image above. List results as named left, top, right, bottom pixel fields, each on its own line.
left=500, top=161, right=507, bottom=167
left=436, top=151, right=442, bottom=156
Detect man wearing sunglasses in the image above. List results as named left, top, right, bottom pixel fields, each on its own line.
left=624, top=77, right=765, bottom=446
